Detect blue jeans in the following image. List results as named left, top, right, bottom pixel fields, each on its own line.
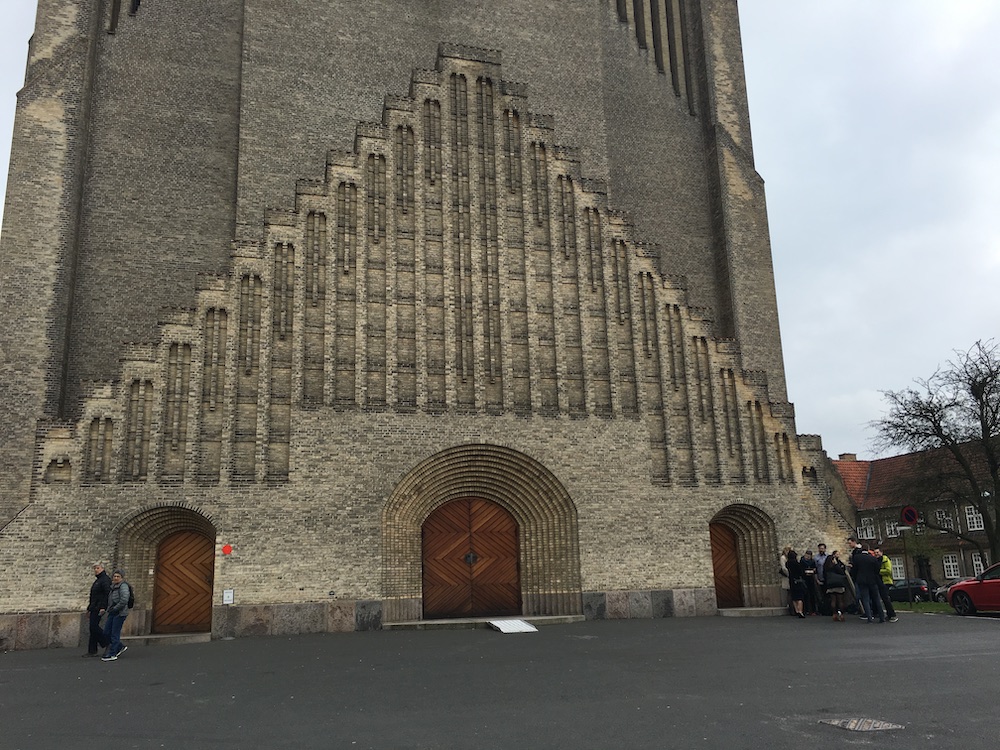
left=102, top=613, right=128, bottom=656
left=857, top=582, right=884, bottom=622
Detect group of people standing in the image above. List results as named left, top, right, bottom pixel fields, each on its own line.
left=780, top=538, right=899, bottom=623
left=84, top=563, right=132, bottom=661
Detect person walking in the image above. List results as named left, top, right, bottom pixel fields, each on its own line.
left=874, top=548, right=899, bottom=622
left=101, top=570, right=131, bottom=661
left=84, top=563, right=111, bottom=657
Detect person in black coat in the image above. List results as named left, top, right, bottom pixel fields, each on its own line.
left=800, top=550, right=819, bottom=615
left=785, top=550, right=808, bottom=618
left=852, top=544, right=886, bottom=623
left=84, top=563, right=111, bottom=657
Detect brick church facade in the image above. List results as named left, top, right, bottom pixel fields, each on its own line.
left=0, top=0, right=849, bottom=649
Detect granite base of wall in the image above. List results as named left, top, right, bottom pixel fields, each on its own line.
left=0, top=600, right=382, bottom=651
left=582, top=588, right=718, bottom=620
left=0, top=612, right=86, bottom=651
left=2, top=589, right=720, bottom=651
left=211, top=600, right=383, bottom=639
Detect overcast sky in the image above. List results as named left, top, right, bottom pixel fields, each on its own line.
left=1, top=2, right=997, bottom=460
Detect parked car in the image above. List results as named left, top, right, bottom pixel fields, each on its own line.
left=934, top=577, right=975, bottom=602
left=887, top=578, right=939, bottom=603
left=948, top=563, right=1000, bottom=615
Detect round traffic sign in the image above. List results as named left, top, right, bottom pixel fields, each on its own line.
left=900, top=506, right=919, bottom=525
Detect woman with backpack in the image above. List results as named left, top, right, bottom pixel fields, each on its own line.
left=101, top=569, right=131, bottom=661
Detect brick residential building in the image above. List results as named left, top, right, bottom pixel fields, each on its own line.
left=831, top=452, right=992, bottom=591
left=0, top=0, right=851, bottom=650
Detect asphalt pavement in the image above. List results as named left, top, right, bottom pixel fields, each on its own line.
left=1, top=611, right=997, bottom=749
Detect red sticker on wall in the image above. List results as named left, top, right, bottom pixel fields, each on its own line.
left=222, top=544, right=233, bottom=555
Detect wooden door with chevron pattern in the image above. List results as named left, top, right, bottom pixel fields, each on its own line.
left=152, top=531, right=215, bottom=633
left=422, top=498, right=521, bottom=619
left=710, top=522, right=743, bottom=608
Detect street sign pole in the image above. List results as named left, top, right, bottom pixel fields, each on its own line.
left=898, top=525, right=913, bottom=605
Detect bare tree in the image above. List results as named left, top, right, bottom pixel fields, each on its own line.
left=871, top=340, right=1000, bottom=563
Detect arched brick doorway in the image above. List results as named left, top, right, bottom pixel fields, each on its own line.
left=112, top=504, right=218, bottom=635
left=382, top=444, right=582, bottom=623
left=709, top=504, right=781, bottom=608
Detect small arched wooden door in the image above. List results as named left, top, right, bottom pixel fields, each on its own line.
left=152, top=531, right=215, bottom=633
left=710, top=522, right=744, bottom=608
left=422, top=498, right=521, bottom=619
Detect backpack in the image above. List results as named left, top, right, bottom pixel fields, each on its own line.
left=127, top=583, right=135, bottom=609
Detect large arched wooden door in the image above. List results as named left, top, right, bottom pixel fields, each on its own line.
left=152, top=531, right=215, bottom=633
left=710, top=522, right=744, bottom=608
left=422, top=498, right=521, bottom=618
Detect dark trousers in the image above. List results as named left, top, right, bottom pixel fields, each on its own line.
left=87, top=610, right=109, bottom=654
left=876, top=580, right=896, bottom=619
left=803, top=577, right=819, bottom=613
left=814, top=580, right=831, bottom=615
left=102, top=613, right=128, bottom=656
left=857, top=582, right=885, bottom=622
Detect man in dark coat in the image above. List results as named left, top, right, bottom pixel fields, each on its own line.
left=84, top=563, right=111, bottom=657
left=853, top=544, right=886, bottom=623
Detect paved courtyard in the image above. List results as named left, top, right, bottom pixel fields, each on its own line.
left=1, top=611, right=996, bottom=749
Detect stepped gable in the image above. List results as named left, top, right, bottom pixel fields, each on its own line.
left=37, top=47, right=802, bottom=489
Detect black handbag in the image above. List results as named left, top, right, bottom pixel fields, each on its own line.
left=825, top=570, right=848, bottom=587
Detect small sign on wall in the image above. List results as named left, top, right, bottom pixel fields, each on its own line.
left=223, top=589, right=234, bottom=605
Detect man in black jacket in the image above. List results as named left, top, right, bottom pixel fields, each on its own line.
left=853, top=544, right=886, bottom=623
left=84, top=563, right=111, bottom=657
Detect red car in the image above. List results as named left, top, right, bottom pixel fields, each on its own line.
left=948, top=563, right=1000, bottom=615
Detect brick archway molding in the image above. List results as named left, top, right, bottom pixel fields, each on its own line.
left=382, top=444, right=582, bottom=623
left=709, top=503, right=781, bottom=608
left=111, top=503, right=218, bottom=636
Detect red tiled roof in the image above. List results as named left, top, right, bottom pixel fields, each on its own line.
left=832, top=443, right=989, bottom=511
left=832, top=458, right=872, bottom=508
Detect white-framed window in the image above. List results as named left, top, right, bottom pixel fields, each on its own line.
left=965, top=505, right=985, bottom=532
left=890, top=556, right=905, bottom=580
left=885, top=519, right=899, bottom=538
left=858, top=517, right=876, bottom=540
left=972, top=552, right=986, bottom=575
left=942, top=553, right=960, bottom=579
left=935, top=509, right=953, bottom=532
left=914, top=512, right=926, bottom=534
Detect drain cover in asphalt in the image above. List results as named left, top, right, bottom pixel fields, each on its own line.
left=819, top=718, right=904, bottom=731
